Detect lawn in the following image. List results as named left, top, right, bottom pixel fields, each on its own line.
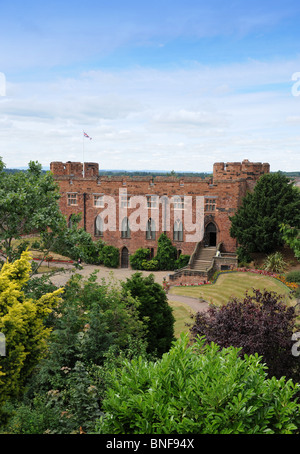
left=168, top=299, right=195, bottom=338
left=11, top=236, right=72, bottom=262
left=169, top=272, right=295, bottom=306
left=168, top=271, right=297, bottom=337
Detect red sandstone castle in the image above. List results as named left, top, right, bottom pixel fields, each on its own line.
left=50, top=159, right=269, bottom=273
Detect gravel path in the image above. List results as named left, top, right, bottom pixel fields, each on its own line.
left=167, top=294, right=209, bottom=313
left=48, top=262, right=208, bottom=313
left=49, top=263, right=169, bottom=287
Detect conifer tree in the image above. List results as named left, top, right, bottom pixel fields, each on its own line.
left=230, top=172, right=300, bottom=253
left=0, top=251, right=63, bottom=422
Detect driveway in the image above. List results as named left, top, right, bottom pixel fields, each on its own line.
left=48, top=262, right=207, bottom=313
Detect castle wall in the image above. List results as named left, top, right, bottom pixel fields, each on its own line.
left=50, top=159, right=269, bottom=264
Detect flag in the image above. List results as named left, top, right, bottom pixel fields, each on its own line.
left=83, top=131, right=92, bottom=140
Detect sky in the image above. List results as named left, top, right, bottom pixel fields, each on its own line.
left=1, top=0, right=300, bottom=172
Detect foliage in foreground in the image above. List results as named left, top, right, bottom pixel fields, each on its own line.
left=1, top=270, right=150, bottom=434
left=96, top=334, right=300, bottom=434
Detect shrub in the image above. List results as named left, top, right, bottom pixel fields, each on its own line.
left=0, top=252, right=63, bottom=424
left=141, top=259, right=158, bottom=270
left=129, top=248, right=150, bottom=269
left=263, top=252, right=287, bottom=273
left=174, top=254, right=190, bottom=269
left=95, top=335, right=300, bottom=434
left=155, top=233, right=177, bottom=270
left=236, top=246, right=251, bottom=264
left=99, top=245, right=119, bottom=268
left=190, top=289, right=300, bottom=382
left=286, top=270, right=300, bottom=284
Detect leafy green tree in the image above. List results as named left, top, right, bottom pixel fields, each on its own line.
left=5, top=272, right=148, bottom=434
left=48, top=213, right=105, bottom=265
left=27, top=272, right=146, bottom=393
left=155, top=233, right=177, bottom=270
left=280, top=224, right=300, bottom=261
left=230, top=172, right=300, bottom=253
left=96, top=334, right=300, bottom=434
left=0, top=159, right=66, bottom=264
left=121, top=272, right=175, bottom=356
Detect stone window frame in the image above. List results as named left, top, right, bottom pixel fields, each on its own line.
left=120, top=194, right=131, bottom=208
left=173, top=195, right=184, bottom=210
left=204, top=196, right=217, bottom=212
left=67, top=192, right=78, bottom=206
left=173, top=218, right=183, bottom=242
left=93, top=193, right=104, bottom=208
left=94, top=214, right=104, bottom=237
left=146, top=195, right=158, bottom=209
left=121, top=216, right=131, bottom=238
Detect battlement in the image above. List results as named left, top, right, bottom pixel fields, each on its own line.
left=50, top=161, right=99, bottom=178
left=50, top=159, right=270, bottom=183
left=213, top=159, right=270, bottom=181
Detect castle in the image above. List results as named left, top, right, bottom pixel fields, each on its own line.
left=50, top=159, right=270, bottom=276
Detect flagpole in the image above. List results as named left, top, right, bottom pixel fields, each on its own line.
left=82, top=130, right=85, bottom=177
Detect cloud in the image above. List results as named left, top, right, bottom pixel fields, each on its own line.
left=1, top=55, right=300, bottom=171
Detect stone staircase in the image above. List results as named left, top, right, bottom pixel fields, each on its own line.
left=190, top=246, right=217, bottom=272
left=168, top=243, right=218, bottom=286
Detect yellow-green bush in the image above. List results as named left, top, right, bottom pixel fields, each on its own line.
left=0, top=251, right=63, bottom=422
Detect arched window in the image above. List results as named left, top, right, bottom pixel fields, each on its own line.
left=146, top=218, right=156, bottom=240
left=95, top=214, right=104, bottom=236
left=173, top=219, right=183, bottom=241
left=121, top=217, right=130, bottom=238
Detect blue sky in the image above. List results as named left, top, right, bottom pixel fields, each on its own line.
left=1, top=0, right=300, bottom=171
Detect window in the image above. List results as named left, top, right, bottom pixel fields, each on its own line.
left=205, top=198, right=216, bottom=212
left=147, top=195, right=158, bottom=209
left=93, top=194, right=104, bottom=207
left=146, top=218, right=156, bottom=240
left=173, top=196, right=184, bottom=209
left=173, top=219, right=183, bottom=241
left=95, top=215, right=104, bottom=236
left=67, top=193, right=77, bottom=206
left=121, top=217, right=130, bottom=238
left=120, top=194, right=130, bottom=208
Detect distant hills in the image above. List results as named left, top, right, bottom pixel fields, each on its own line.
left=2, top=168, right=300, bottom=179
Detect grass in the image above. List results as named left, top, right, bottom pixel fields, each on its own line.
left=168, top=299, right=195, bottom=338
left=11, top=236, right=72, bottom=262
left=169, top=272, right=295, bottom=306
left=168, top=271, right=297, bottom=337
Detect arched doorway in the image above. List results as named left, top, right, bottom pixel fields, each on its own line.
left=205, top=222, right=217, bottom=247
left=121, top=246, right=129, bottom=268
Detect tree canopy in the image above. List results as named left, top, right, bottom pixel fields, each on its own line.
left=230, top=172, right=300, bottom=253
left=121, top=272, right=175, bottom=356
left=0, top=158, right=66, bottom=263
